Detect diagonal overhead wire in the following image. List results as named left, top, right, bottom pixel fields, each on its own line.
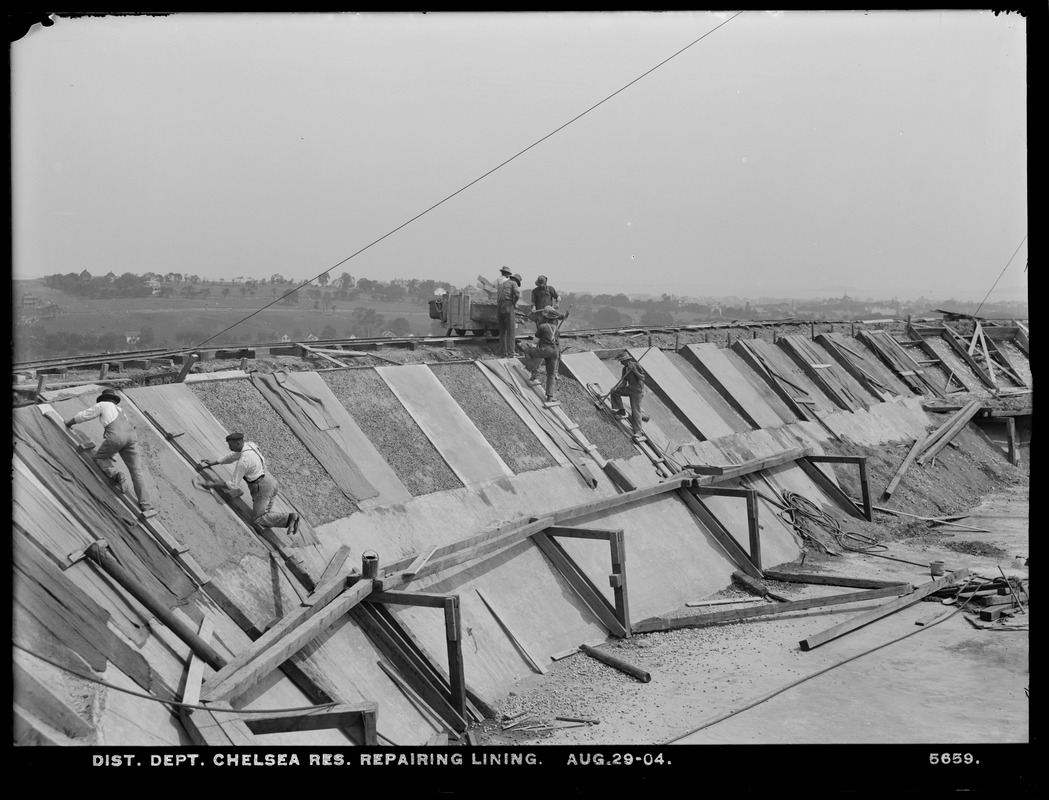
left=193, top=11, right=746, bottom=349
left=973, top=233, right=1027, bottom=317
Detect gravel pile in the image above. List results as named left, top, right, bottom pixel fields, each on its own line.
left=429, top=363, right=556, bottom=474
left=190, top=379, right=358, bottom=525
left=321, top=369, right=463, bottom=496
left=555, top=378, right=638, bottom=461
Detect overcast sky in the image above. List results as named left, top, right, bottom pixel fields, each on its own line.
left=12, top=10, right=1027, bottom=301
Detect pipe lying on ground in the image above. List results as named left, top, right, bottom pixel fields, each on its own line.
left=579, top=644, right=651, bottom=683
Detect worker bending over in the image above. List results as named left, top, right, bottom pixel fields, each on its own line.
left=610, top=351, right=650, bottom=435
left=521, top=306, right=563, bottom=402
left=199, top=432, right=301, bottom=535
left=497, top=272, right=522, bottom=357
left=65, top=389, right=156, bottom=515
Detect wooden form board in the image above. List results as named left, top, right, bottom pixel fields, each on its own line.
left=733, top=338, right=836, bottom=418
left=681, top=344, right=785, bottom=429
left=815, top=332, right=901, bottom=401
left=625, top=347, right=736, bottom=440
left=280, top=372, right=412, bottom=507
left=777, top=335, right=870, bottom=411
left=473, top=361, right=570, bottom=467
left=377, top=364, right=514, bottom=486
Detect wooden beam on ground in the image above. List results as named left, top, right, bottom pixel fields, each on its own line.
left=476, top=588, right=549, bottom=674
left=684, top=446, right=814, bottom=480
left=532, top=532, right=627, bottom=638
left=763, top=570, right=915, bottom=590
left=546, top=526, right=618, bottom=541
left=633, top=584, right=912, bottom=633
left=798, top=569, right=970, bottom=651
left=203, top=578, right=373, bottom=702
left=807, top=455, right=872, bottom=520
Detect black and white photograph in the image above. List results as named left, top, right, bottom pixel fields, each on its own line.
left=10, top=9, right=1030, bottom=789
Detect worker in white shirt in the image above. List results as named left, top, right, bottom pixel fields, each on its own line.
left=199, top=432, right=301, bottom=535
left=64, top=388, right=155, bottom=515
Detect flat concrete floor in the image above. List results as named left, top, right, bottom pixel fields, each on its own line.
left=674, top=487, right=1029, bottom=744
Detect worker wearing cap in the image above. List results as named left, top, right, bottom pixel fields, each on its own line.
left=496, top=272, right=522, bottom=357
left=199, top=433, right=301, bottom=535
left=64, top=389, right=156, bottom=515
left=609, top=352, right=649, bottom=435
left=530, top=275, right=559, bottom=329
left=520, top=306, right=563, bottom=401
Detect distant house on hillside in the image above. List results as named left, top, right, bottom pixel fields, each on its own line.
left=305, top=333, right=319, bottom=342
left=125, top=331, right=140, bottom=345
left=105, top=272, right=117, bottom=283
left=144, top=279, right=162, bottom=295
left=21, top=293, right=40, bottom=309
left=279, top=333, right=291, bottom=343
left=80, top=270, right=92, bottom=283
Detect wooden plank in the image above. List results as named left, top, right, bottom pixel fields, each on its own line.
left=242, top=702, right=378, bottom=739
left=368, top=590, right=453, bottom=608
left=12, top=659, right=94, bottom=739
left=778, top=335, right=865, bottom=410
left=883, top=438, right=925, bottom=498
left=609, top=530, right=631, bottom=635
left=763, top=570, right=915, bottom=590
left=200, top=574, right=349, bottom=699
left=917, top=401, right=983, bottom=465
left=404, top=547, right=438, bottom=578
left=1006, top=417, right=1019, bottom=465
left=546, top=526, right=618, bottom=541
left=378, top=364, right=513, bottom=485
left=684, top=446, right=813, bottom=481
left=938, top=327, right=996, bottom=388
left=315, top=546, right=351, bottom=588
left=203, top=579, right=373, bottom=702
left=797, top=458, right=866, bottom=520
left=816, top=334, right=895, bottom=401
left=444, top=597, right=468, bottom=723
left=799, top=570, right=970, bottom=651
left=634, top=585, right=912, bottom=633
left=476, top=588, right=549, bottom=674
left=675, top=488, right=763, bottom=580
left=531, top=533, right=627, bottom=637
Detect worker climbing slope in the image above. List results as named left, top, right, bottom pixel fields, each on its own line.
left=520, top=305, right=565, bottom=402
left=610, top=351, right=651, bottom=435
left=65, top=388, right=156, bottom=515
left=199, top=432, right=301, bottom=535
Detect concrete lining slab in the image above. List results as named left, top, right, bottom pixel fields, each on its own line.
left=378, top=364, right=513, bottom=487
left=626, top=347, right=736, bottom=441
left=683, top=343, right=785, bottom=429
left=665, top=350, right=752, bottom=433
left=280, top=372, right=412, bottom=508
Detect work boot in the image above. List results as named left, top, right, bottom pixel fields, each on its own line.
left=528, top=372, right=540, bottom=383
left=113, top=473, right=128, bottom=494
left=614, top=409, right=628, bottom=418
left=546, top=395, right=556, bottom=402
left=642, top=414, right=651, bottom=422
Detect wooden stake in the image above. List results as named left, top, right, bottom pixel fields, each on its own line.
left=1006, top=417, right=1019, bottom=465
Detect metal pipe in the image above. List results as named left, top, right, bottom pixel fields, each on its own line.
left=579, top=644, right=651, bottom=683
left=87, top=541, right=227, bottom=670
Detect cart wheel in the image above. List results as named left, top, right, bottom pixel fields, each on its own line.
left=471, top=329, right=487, bottom=336
left=488, top=329, right=499, bottom=337
left=454, top=328, right=467, bottom=336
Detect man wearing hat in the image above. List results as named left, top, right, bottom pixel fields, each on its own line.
left=609, top=351, right=650, bottom=435
left=64, top=389, right=156, bottom=515
left=529, top=275, right=559, bottom=330
left=496, top=271, right=522, bottom=357
left=199, top=434, right=301, bottom=536
left=520, top=305, right=564, bottom=401
left=494, top=265, right=513, bottom=290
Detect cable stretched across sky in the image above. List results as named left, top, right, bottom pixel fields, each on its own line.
left=973, top=233, right=1027, bottom=317
left=192, top=11, right=746, bottom=350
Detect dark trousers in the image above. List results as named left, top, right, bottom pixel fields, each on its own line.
left=498, top=304, right=517, bottom=356
left=610, top=387, right=644, bottom=433
left=522, top=343, right=559, bottom=398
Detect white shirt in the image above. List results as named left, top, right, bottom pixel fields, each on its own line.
left=73, top=400, right=122, bottom=427
left=217, top=441, right=267, bottom=490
